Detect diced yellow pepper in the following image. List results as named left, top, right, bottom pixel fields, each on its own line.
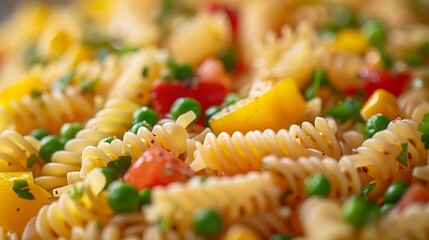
left=360, top=89, right=400, bottom=121
left=0, top=75, right=42, bottom=108
left=209, top=79, right=306, bottom=135
left=332, top=28, right=369, bottom=53
left=37, top=25, right=74, bottom=60
left=0, top=172, right=51, bottom=236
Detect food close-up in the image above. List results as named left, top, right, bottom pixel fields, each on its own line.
left=0, top=0, right=428, bottom=239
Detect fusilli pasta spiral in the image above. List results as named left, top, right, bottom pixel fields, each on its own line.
left=190, top=117, right=353, bottom=175
left=35, top=98, right=140, bottom=192
left=398, top=89, right=429, bottom=122
left=144, top=171, right=281, bottom=230
left=0, top=87, right=96, bottom=135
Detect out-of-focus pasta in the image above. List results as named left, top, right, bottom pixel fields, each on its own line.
left=0, top=0, right=428, bottom=239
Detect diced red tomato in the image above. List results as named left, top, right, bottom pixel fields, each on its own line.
left=393, top=183, right=429, bottom=213
left=197, top=58, right=233, bottom=90
left=123, top=146, right=195, bottom=190
left=205, top=3, right=238, bottom=36
left=360, top=68, right=411, bottom=98
left=151, top=80, right=229, bottom=125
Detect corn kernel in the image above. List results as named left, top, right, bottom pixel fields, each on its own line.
left=333, top=28, right=369, bottom=53
left=360, top=89, right=400, bottom=121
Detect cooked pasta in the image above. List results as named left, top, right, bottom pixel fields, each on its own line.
left=79, top=111, right=196, bottom=178
left=190, top=117, right=354, bottom=175
left=398, top=89, right=429, bottom=122
left=0, top=87, right=96, bottom=135
left=144, top=171, right=281, bottom=230
left=339, top=118, right=427, bottom=182
left=0, top=130, right=41, bottom=173
left=1, top=0, right=429, bottom=239
left=34, top=169, right=113, bottom=240
left=263, top=155, right=362, bottom=204
left=35, top=98, right=140, bottom=192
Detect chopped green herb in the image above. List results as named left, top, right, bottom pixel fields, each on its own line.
left=378, top=49, right=394, bottom=69
left=361, top=20, right=387, bottom=48
left=12, top=179, right=35, bottom=200
left=396, top=143, right=408, bottom=167
left=419, top=113, right=429, bottom=149
left=100, top=136, right=118, bottom=144
left=405, top=52, right=424, bottom=67
left=70, top=184, right=85, bottom=200
left=325, top=97, right=363, bottom=123
left=26, top=154, right=39, bottom=168
left=79, top=77, right=99, bottom=94
left=163, top=59, right=195, bottom=81
left=142, top=66, right=150, bottom=78
left=53, top=71, right=76, bottom=91
left=157, top=218, right=172, bottom=231
left=13, top=179, right=29, bottom=192
left=24, top=44, right=43, bottom=67
left=116, top=45, right=138, bottom=57
left=30, top=90, right=42, bottom=99
left=107, top=156, right=132, bottom=177
left=360, top=183, right=376, bottom=199
left=218, top=48, right=237, bottom=71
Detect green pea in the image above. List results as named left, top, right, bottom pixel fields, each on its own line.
left=342, top=196, right=371, bottom=228
left=270, top=233, right=293, bottom=240
left=334, top=7, right=357, bottom=28
left=366, top=114, right=390, bottom=138
left=218, top=48, right=237, bottom=71
left=170, top=97, right=201, bottom=122
left=192, top=209, right=223, bottom=237
left=366, top=200, right=380, bottom=223
left=129, top=121, right=153, bottom=134
left=107, top=181, right=140, bottom=213
left=204, top=106, right=222, bottom=127
left=139, top=189, right=151, bottom=206
left=30, top=129, right=50, bottom=140
left=380, top=203, right=394, bottom=215
left=100, top=167, right=118, bottom=189
left=304, top=174, right=331, bottom=197
left=60, top=122, right=84, bottom=140
left=39, top=135, right=64, bottom=162
left=361, top=20, right=387, bottom=47
left=132, top=107, right=159, bottom=126
left=223, top=93, right=241, bottom=106
left=383, top=181, right=409, bottom=204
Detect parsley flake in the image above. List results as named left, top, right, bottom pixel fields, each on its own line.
left=419, top=113, right=429, bottom=149
left=26, top=154, right=39, bottom=168
left=396, top=143, right=409, bottom=167
left=107, top=156, right=132, bottom=177
left=12, top=180, right=35, bottom=200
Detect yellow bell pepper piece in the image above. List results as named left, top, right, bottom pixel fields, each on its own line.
left=360, top=89, right=400, bottom=121
left=0, top=172, right=51, bottom=236
left=332, top=28, right=368, bottom=53
left=0, top=75, right=42, bottom=108
left=209, top=79, right=306, bottom=135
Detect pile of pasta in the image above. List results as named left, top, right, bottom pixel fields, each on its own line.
left=0, top=0, right=428, bottom=239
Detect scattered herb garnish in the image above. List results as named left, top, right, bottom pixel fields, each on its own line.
left=396, top=143, right=409, bottom=167
left=12, top=179, right=35, bottom=200
left=162, top=59, right=195, bottom=81
left=325, top=97, right=363, bottom=123
left=107, top=156, right=132, bottom=177
left=360, top=183, right=376, bottom=199
left=53, top=71, right=76, bottom=91
left=26, top=154, right=39, bottom=168
left=218, top=48, right=237, bottom=72
left=304, top=68, right=340, bottom=100
left=30, top=90, right=42, bottom=99
left=142, top=66, right=150, bottom=78
left=79, top=76, right=99, bottom=94
left=24, top=44, right=44, bottom=67
left=70, top=184, right=85, bottom=200
left=418, top=113, right=429, bottom=149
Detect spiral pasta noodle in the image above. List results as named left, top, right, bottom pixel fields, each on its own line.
left=34, top=169, right=113, bottom=240
left=398, top=89, right=429, bottom=122
left=79, top=111, right=196, bottom=179
left=35, top=98, right=140, bottom=192
left=144, top=171, right=281, bottom=230
left=339, top=118, right=427, bottom=182
left=72, top=213, right=146, bottom=240
left=358, top=203, right=429, bottom=240
left=263, top=155, right=362, bottom=205
left=0, top=87, right=96, bottom=135
left=0, top=130, right=41, bottom=173
left=0, top=226, right=18, bottom=240
left=190, top=117, right=353, bottom=175
left=299, top=197, right=354, bottom=240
